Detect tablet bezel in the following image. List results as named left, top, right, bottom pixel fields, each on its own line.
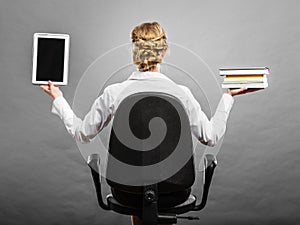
left=32, top=33, right=70, bottom=85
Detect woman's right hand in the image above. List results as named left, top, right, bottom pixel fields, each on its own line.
left=226, top=87, right=264, bottom=97
left=39, top=80, right=63, bottom=100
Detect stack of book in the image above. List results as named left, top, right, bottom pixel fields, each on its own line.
left=219, top=67, right=270, bottom=88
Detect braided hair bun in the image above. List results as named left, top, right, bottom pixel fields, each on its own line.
left=131, top=22, right=168, bottom=72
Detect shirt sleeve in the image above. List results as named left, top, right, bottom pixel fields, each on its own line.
left=183, top=88, right=234, bottom=147
left=51, top=87, right=114, bottom=143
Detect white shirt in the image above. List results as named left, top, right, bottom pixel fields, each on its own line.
left=51, top=71, right=234, bottom=147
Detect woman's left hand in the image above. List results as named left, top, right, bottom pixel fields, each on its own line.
left=39, top=81, right=63, bottom=100
left=227, top=87, right=264, bottom=97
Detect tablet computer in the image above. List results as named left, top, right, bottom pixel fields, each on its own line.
left=32, top=33, right=70, bottom=85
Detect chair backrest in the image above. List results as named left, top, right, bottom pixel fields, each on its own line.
left=106, top=92, right=195, bottom=194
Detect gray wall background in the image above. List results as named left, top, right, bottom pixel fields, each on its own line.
left=0, top=0, right=299, bottom=224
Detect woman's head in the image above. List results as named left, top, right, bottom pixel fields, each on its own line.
left=131, top=22, right=168, bottom=72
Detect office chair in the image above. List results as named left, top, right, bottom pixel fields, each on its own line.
left=87, top=92, right=217, bottom=225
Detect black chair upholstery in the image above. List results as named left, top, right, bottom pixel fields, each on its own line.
left=87, top=92, right=218, bottom=225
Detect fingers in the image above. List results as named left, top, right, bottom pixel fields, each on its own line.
left=40, top=80, right=54, bottom=95
left=48, top=80, right=60, bottom=88
left=229, top=88, right=247, bottom=96
left=228, top=87, right=264, bottom=97
left=244, top=88, right=264, bottom=93
left=239, top=87, right=248, bottom=95
left=39, top=85, right=47, bottom=90
left=39, top=85, right=49, bottom=93
left=241, top=87, right=249, bottom=94
left=252, top=88, right=262, bottom=91
left=48, top=80, right=54, bottom=88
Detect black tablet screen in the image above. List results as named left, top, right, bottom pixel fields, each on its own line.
left=36, top=38, right=65, bottom=82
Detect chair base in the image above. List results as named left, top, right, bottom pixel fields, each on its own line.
left=106, top=194, right=197, bottom=217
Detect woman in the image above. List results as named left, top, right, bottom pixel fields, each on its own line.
left=40, top=22, right=259, bottom=225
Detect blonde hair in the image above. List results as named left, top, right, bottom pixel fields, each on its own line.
left=131, top=22, right=168, bottom=72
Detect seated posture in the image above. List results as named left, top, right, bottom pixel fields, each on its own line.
left=40, top=22, right=258, bottom=225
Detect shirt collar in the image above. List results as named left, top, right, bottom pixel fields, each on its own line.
left=128, top=71, right=172, bottom=81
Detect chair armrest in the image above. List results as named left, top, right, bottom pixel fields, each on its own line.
left=87, top=154, right=110, bottom=210
left=87, top=153, right=101, bottom=175
left=193, top=154, right=217, bottom=211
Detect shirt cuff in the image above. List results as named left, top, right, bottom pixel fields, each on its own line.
left=223, top=93, right=234, bottom=104
left=51, top=96, right=63, bottom=115
left=51, top=96, right=73, bottom=121
left=218, top=93, right=235, bottom=113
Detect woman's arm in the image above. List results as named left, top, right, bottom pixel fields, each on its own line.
left=40, top=81, right=114, bottom=143
left=183, top=87, right=262, bottom=147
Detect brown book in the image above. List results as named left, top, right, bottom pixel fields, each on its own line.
left=225, top=75, right=264, bottom=80
left=224, top=75, right=265, bottom=83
